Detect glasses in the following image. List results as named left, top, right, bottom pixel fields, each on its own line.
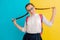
left=27, top=7, right=34, bottom=12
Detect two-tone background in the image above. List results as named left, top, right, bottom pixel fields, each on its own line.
left=0, top=0, right=60, bottom=40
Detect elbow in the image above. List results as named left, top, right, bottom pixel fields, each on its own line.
left=49, top=24, right=52, bottom=27
left=21, top=28, right=26, bottom=32
left=48, top=22, right=53, bottom=27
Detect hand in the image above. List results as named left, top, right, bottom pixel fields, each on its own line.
left=12, top=18, right=16, bottom=24
left=51, top=7, right=56, bottom=16
left=51, top=7, right=56, bottom=9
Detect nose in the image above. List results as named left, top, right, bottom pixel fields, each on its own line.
left=30, top=10, right=33, bottom=13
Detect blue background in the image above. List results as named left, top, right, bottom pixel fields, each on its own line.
left=0, top=0, right=29, bottom=40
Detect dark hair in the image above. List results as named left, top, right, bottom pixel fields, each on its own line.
left=16, top=3, right=34, bottom=20
left=15, top=3, right=50, bottom=20
left=25, top=3, right=35, bottom=9
left=16, top=12, right=28, bottom=20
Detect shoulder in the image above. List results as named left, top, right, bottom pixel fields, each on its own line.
left=39, top=14, right=43, bottom=18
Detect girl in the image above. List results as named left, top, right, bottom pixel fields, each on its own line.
left=12, top=3, right=56, bottom=40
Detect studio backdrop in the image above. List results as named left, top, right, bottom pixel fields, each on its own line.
left=0, top=0, right=60, bottom=40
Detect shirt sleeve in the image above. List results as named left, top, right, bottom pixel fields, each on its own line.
left=21, top=21, right=27, bottom=32
left=43, top=15, right=52, bottom=26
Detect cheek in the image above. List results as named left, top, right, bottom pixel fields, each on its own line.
left=34, top=9, right=36, bottom=11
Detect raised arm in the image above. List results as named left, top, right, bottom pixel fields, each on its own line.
left=43, top=7, right=56, bottom=26
left=12, top=19, right=26, bottom=32
left=50, top=7, right=56, bottom=24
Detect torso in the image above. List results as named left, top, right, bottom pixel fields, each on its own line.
left=26, top=14, right=42, bottom=34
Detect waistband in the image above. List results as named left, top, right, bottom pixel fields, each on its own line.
left=26, top=33, right=40, bottom=35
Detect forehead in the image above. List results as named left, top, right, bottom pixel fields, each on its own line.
left=26, top=5, right=34, bottom=10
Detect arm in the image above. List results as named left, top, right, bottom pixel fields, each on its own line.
left=43, top=15, right=52, bottom=26
left=50, top=7, right=56, bottom=24
left=43, top=7, right=56, bottom=26
left=12, top=19, right=26, bottom=32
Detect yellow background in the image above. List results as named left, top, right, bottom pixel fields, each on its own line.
left=30, top=0, right=60, bottom=40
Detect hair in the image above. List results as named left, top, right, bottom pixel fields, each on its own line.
left=16, top=3, right=35, bottom=20
left=25, top=3, right=35, bottom=9
left=15, top=3, right=50, bottom=20
left=16, top=12, right=28, bottom=20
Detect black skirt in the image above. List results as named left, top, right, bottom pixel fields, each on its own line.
left=23, top=33, right=42, bottom=40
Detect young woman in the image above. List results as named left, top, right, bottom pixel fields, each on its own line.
left=12, top=3, right=56, bottom=40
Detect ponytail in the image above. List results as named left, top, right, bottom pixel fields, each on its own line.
left=14, top=3, right=50, bottom=20
left=16, top=12, right=28, bottom=20
left=35, top=8, right=50, bottom=10
left=15, top=7, right=50, bottom=20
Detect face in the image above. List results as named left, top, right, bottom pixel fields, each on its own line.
left=26, top=5, right=36, bottom=15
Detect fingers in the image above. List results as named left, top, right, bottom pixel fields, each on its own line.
left=12, top=18, right=16, bottom=22
left=51, top=7, right=56, bottom=11
left=51, top=7, right=56, bottom=16
left=51, top=7, right=56, bottom=9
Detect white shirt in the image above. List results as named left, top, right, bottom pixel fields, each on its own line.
left=22, top=14, right=52, bottom=34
